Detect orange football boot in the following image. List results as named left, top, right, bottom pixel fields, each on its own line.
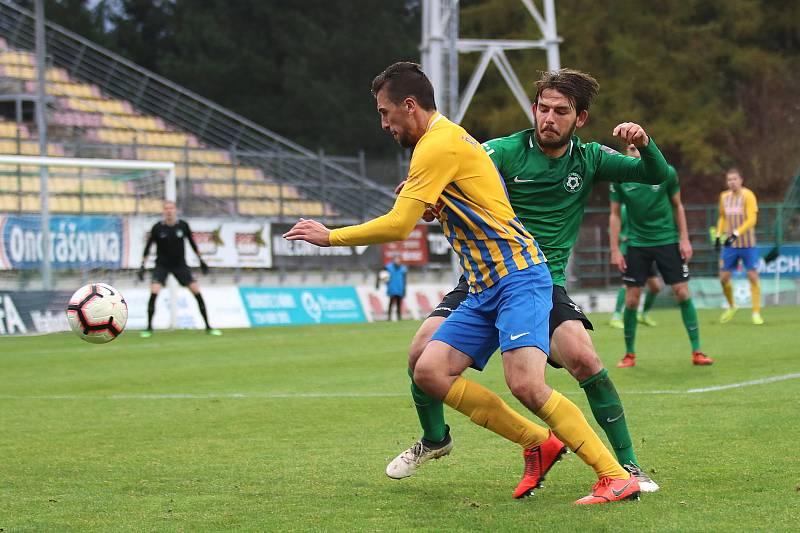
left=512, top=430, right=568, bottom=499
left=574, top=475, right=641, bottom=505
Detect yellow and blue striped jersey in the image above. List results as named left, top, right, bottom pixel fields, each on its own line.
left=718, top=187, right=758, bottom=248
left=399, top=113, right=546, bottom=292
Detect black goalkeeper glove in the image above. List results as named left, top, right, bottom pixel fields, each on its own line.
left=763, top=246, right=780, bottom=264
left=714, top=237, right=721, bottom=252
left=724, top=233, right=738, bottom=247
left=137, top=264, right=146, bottom=282
left=200, top=260, right=209, bottom=275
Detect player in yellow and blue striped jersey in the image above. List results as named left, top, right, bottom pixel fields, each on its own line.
left=284, top=62, right=639, bottom=504
left=716, top=168, right=763, bottom=325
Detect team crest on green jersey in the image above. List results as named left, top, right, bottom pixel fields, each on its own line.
left=564, top=172, right=584, bottom=193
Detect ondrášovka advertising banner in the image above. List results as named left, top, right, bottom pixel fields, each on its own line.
left=0, top=290, right=72, bottom=335
left=270, top=223, right=379, bottom=269
left=382, top=225, right=429, bottom=265
left=128, top=218, right=272, bottom=269
left=239, top=286, right=365, bottom=326
left=0, top=215, right=126, bottom=270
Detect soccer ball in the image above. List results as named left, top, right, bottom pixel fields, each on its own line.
left=66, top=283, right=128, bottom=344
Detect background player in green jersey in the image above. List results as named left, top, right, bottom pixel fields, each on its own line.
left=609, top=153, right=662, bottom=330
left=387, top=69, right=672, bottom=494
left=610, top=144, right=714, bottom=368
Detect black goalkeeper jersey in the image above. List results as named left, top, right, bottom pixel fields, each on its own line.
left=144, top=220, right=198, bottom=267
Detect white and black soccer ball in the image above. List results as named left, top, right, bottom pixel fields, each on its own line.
left=66, top=283, right=128, bottom=344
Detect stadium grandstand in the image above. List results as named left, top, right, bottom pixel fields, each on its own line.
left=0, top=0, right=395, bottom=223
left=0, top=0, right=797, bottom=297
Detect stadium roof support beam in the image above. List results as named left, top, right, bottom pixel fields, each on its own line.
left=421, top=0, right=562, bottom=125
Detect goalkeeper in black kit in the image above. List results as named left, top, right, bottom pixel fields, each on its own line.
left=138, top=201, right=221, bottom=337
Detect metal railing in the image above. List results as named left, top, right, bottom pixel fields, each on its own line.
left=570, top=203, right=800, bottom=288
left=0, top=0, right=394, bottom=222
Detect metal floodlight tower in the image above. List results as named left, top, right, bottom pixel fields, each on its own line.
left=421, top=0, right=562, bottom=124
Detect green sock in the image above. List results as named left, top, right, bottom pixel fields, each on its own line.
left=643, top=289, right=657, bottom=314
left=408, top=368, right=447, bottom=443
left=623, top=307, right=638, bottom=353
left=614, top=287, right=626, bottom=315
left=580, top=368, right=639, bottom=467
left=679, top=298, right=701, bottom=351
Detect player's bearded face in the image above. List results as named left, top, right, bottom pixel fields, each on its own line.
left=376, top=90, right=417, bottom=148
left=535, top=118, right=576, bottom=149
left=533, top=89, right=579, bottom=149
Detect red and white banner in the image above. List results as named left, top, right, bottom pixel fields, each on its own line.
left=356, top=283, right=451, bottom=321
left=382, top=224, right=429, bottom=266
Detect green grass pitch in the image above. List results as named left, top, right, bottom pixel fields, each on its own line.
left=1, top=306, right=798, bottom=531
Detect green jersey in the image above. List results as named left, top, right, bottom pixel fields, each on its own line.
left=483, top=130, right=674, bottom=286
left=609, top=171, right=679, bottom=247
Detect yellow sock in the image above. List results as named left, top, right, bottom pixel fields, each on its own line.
left=750, top=280, right=761, bottom=313
left=536, top=390, right=628, bottom=479
left=722, top=280, right=735, bottom=307
left=444, top=376, right=549, bottom=449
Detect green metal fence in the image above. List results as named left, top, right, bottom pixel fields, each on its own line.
left=570, top=203, right=800, bottom=289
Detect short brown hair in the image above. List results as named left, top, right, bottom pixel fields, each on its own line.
left=535, top=69, right=599, bottom=114
left=371, top=62, right=437, bottom=111
left=726, top=167, right=742, bottom=176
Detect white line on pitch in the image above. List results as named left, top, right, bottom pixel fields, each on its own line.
left=0, top=372, right=798, bottom=401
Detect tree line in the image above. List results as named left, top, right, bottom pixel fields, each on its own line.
left=27, top=0, right=800, bottom=200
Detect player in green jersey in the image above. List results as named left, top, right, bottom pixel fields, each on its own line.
left=387, top=69, right=668, bottom=495
left=609, top=184, right=662, bottom=329
left=610, top=144, right=714, bottom=368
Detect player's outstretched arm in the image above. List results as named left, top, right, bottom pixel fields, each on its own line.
left=283, top=196, right=427, bottom=247
left=612, top=122, right=649, bottom=148
left=601, top=124, right=673, bottom=185
left=283, top=218, right=333, bottom=246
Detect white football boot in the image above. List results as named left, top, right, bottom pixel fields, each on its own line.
left=386, top=430, right=453, bottom=479
left=623, top=463, right=660, bottom=493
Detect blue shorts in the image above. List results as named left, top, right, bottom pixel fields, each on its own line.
left=431, top=265, right=553, bottom=371
left=721, top=246, right=760, bottom=271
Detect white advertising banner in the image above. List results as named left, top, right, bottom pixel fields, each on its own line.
left=128, top=217, right=272, bottom=269
left=125, top=285, right=251, bottom=330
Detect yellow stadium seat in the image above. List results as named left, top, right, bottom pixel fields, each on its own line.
left=139, top=198, right=164, bottom=214
left=51, top=195, right=81, bottom=213
left=0, top=194, right=20, bottom=211
left=0, top=176, right=19, bottom=192
left=0, top=51, right=34, bottom=66
left=21, top=195, right=40, bottom=212
left=49, top=178, right=81, bottom=194
left=0, top=139, right=19, bottom=153
left=205, top=183, right=235, bottom=198
left=237, top=200, right=281, bottom=216
left=0, top=122, right=23, bottom=137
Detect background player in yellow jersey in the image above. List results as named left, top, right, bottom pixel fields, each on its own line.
left=716, top=168, right=763, bottom=325
left=284, top=62, right=639, bottom=504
